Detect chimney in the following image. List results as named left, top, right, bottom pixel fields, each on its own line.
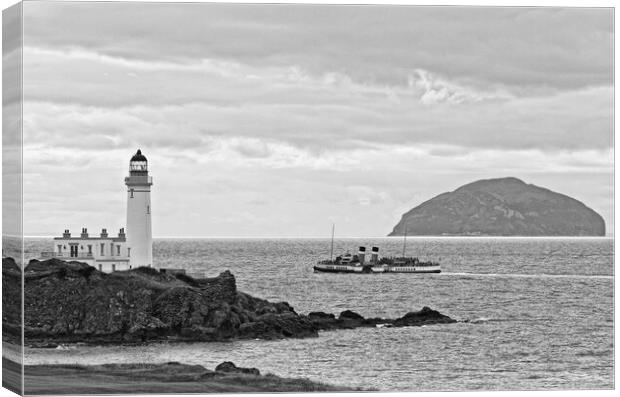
left=371, top=246, right=379, bottom=263
left=100, top=228, right=108, bottom=238
left=80, top=228, right=89, bottom=238
left=358, top=247, right=366, bottom=265
left=118, top=228, right=126, bottom=238
left=62, top=229, right=71, bottom=238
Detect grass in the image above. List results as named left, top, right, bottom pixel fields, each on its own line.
left=3, top=358, right=360, bottom=394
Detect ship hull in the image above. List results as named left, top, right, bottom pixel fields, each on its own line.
left=313, top=264, right=367, bottom=273
left=371, top=265, right=441, bottom=273
left=314, top=264, right=440, bottom=274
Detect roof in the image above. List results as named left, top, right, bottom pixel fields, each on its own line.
left=53, top=236, right=127, bottom=242
left=130, top=149, right=147, bottom=162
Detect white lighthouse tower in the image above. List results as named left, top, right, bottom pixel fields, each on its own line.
left=125, top=149, right=153, bottom=267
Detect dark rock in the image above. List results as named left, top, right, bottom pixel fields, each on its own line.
left=6, top=258, right=319, bottom=345
left=4, top=258, right=458, bottom=346
left=307, top=306, right=455, bottom=331
left=2, top=257, right=20, bottom=272
left=392, top=306, right=457, bottom=327
left=215, top=361, right=260, bottom=376
left=308, top=311, right=335, bottom=319
left=245, top=312, right=317, bottom=339
left=389, top=177, right=605, bottom=236
left=307, top=311, right=339, bottom=329
left=339, top=310, right=364, bottom=321
left=362, top=317, right=392, bottom=326
left=3, top=258, right=22, bottom=344
left=333, top=310, right=367, bottom=329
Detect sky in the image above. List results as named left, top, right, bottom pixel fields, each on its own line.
left=15, top=2, right=614, bottom=237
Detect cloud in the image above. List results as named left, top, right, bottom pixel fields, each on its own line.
left=23, top=4, right=612, bottom=92
left=22, top=138, right=613, bottom=237
left=18, top=3, right=614, bottom=236
left=409, top=69, right=513, bottom=105
left=22, top=77, right=613, bottom=154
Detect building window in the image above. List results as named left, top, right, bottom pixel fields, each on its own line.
left=98, top=264, right=102, bottom=271
left=100, top=243, right=105, bottom=256
left=57, top=245, right=62, bottom=254
left=88, top=245, right=92, bottom=254
left=147, top=205, right=150, bottom=214
left=111, top=264, right=116, bottom=272
left=117, top=245, right=121, bottom=256
left=110, top=243, right=114, bottom=256
left=128, top=247, right=131, bottom=257
left=129, top=265, right=132, bottom=269
left=130, top=189, right=134, bottom=198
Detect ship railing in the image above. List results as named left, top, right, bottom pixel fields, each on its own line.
left=380, top=256, right=440, bottom=266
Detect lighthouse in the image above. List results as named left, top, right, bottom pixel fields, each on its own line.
left=124, top=149, right=153, bottom=267
left=45, top=149, right=153, bottom=272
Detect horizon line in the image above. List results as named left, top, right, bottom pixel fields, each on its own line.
left=20, top=234, right=615, bottom=239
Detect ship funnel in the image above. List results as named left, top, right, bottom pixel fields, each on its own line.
left=371, top=246, right=379, bottom=263
left=358, top=247, right=366, bottom=265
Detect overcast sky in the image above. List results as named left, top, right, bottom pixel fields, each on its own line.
left=19, top=2, right=613, bottom=237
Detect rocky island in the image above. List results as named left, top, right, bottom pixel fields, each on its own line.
left=2, top=257, right=456, bottom=347
left=389, top=177, right=605, bottom=236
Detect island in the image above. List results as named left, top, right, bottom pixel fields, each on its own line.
left=389, top=177, right=605, bottom=236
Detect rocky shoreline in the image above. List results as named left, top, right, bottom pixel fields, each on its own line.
left=3, top=257, right=456, bottom=347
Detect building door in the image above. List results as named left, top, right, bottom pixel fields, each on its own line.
left=70, top=245, right=78, bottom=257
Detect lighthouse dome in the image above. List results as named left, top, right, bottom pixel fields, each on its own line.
left=129, top=149, right=148, bottom=173
left=131, top=149, right=147, bottom=162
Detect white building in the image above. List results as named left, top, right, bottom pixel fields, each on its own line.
left=43, top=149, right=154, bottom=272
left=48, top=227, right=130, bottom=272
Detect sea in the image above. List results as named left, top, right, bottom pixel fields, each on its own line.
left=19, top=237, right=614, bottom=391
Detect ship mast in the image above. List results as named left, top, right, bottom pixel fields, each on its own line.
left=402, top=225, right=408, bottom=257
left=330, top=223, right=335, bottom=261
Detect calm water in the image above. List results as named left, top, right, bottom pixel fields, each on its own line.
left=22, top=237, right=614, bottom=391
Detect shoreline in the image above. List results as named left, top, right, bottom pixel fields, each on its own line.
left=4, top=257, right=457, bottom=348
left=3, top=357, right=360, bottom=394
left=15, top=304, right=457, bottom=348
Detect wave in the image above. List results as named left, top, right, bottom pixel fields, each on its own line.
left=464, top=317, right=492, bottom=324
left=575, top=350, right=613, bottom=357
left=441, top=272, right=613, bottom=280
left=461, top=317, right=510, bottom=324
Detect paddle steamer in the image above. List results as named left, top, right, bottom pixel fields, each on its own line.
left=313, top=226, right=441, bottom=274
